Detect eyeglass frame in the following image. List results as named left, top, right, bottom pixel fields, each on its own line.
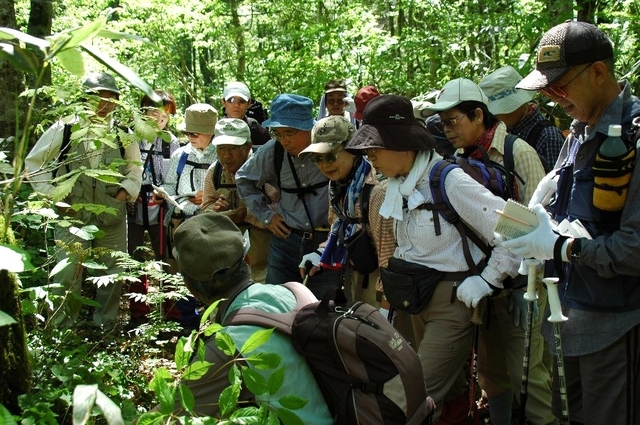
left=269, top=128, right=300, bottom=141
left=540, top=62, right=594, bottom=99
left=309, top=148, right=345, bottom=164
left=225, top=97, right=249, bottom=105
left=435, top=112, right=471, bottom=132
left=216, top=144, right=249, bottom=153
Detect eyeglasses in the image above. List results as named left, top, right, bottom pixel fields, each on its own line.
left=310, top=149, right=344, bottom=164
left=226, top=97, right=248, bottom=105
left=435, top=113, right=469, bottom=132
left=326, top=98, right=345, bottom=105
left=540, top=62, right=593, bottom=99
left=185, top=132, right=200, bottom=138
left=269, top=128, right=300, bottom=141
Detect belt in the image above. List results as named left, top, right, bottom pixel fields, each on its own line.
left=289, top=227, right=330, bottom=240
left=441, top=271, right=471, bottom=282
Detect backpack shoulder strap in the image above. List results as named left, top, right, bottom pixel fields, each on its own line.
left=524, top=119, right=553, bottom=148
left=360, top=183, right=374, bottom=225
left=503, top=133, right=518, bottom=177
left=213, top=161, right=236, bottom=189
left=273, top=141, right=285, bottom=189
left=175, top=151, right=189, bottom=178
left=60, top=123, right=73, bottom=173
left=224, top=282, right=316, bottom=335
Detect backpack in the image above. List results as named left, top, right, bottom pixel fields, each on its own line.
left=225, top=282, right=434, bottom=425
left=59, top=122, right=126, bottom=173
left=516, top=119, right=555, bottom=172
left=424, top=135, right=525, bottom=276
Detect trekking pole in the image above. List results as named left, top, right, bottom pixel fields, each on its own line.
left=519, top=259, right=540, bottom=425
left=542, top=277, right=569, bottom=423
left=158, top=203, right=165, bottom=317
left=468, top=300, right=484, bottom=425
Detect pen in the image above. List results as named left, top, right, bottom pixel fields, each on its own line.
left=494, top=209, right=535, bottom=227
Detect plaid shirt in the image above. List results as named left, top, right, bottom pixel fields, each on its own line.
left=510, top=104, right=565, bottom=168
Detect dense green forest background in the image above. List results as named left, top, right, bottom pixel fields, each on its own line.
left=0, top=0, right=639, bottom=423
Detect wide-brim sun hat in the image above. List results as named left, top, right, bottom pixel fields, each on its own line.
left=422, top=78, right=489, bottom=114
left=299, top=116, right=355, bottom=158
left=516, top=21, right=614, bottom=90
left=262, top=93, right=315, bottom=131
left=479, top=65, right=535, bottom=115
left=212, top=118, right=251, bottom=146
left=345, top=95, right=435, bottom=152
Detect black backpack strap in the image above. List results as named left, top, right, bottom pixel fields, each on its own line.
left=360, top=183, right=374, bottom=226
left=274, top=141, right=285, bottom=190
left=60, top=123, right=73, bottom=173
left=213, top=161, right=236, bottom=189
left=224, top=282, right=316, bottom=335
left=524, top=119, right=554, bottom=149
left=503, top=133, right=517, bottom=179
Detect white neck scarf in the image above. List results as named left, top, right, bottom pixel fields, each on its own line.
left=380, top=150, right=432, bottom=220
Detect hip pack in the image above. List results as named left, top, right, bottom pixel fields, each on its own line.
left=225, top=282, right=434, bottom=425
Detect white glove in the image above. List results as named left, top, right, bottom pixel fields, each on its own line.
left=499, top=204, right=559, bottom=261
left=528, top=170, right=558, bottom=208
left=457, top=275, right=493, bottom=308
left=298, top=249, right=323, bottom=269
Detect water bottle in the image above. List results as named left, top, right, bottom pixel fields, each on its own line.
left=593, top=124, right=635, bottom=211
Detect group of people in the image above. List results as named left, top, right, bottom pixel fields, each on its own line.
left=25, top=20, right=639, bottom=425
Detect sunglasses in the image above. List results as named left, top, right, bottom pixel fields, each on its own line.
left=269, top=128, right=300, bottom=141
left=435, top=113, right=469, bottom=132
left=540, top=62, right=593, bottom=99
left=310, top=149, right=344, bottom=164
left=185, top=132, right=200, bottom=138
left=226, top=97, right=248, bottom=105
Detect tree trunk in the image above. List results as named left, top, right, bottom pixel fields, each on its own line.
left=0, top=0, right=24, bottom=141
left=0, top=216, right=31, bottom=414
left=27, top=0, right=53, bottom=87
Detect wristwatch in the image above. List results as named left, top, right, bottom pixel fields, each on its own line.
left=570, top=238, right=582, bottom=262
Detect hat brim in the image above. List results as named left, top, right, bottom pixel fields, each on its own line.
left=487, top=90, right=535, bottom=115
left=516, top=67, right=570, bottom=91
left=325, top=88, right=347, bottom=94
left=299, top=141, right=342, bottom=158
left=212, top=135, right=249, bottom=146
left=224, top=91, right=250, bottom=101
left=346, top=123, right=432, bottom=153
left=421, top=99, right=465, bottom=114
left=261, top=117, right=315, bottom=131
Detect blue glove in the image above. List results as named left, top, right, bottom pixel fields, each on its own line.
left=457, top=275, right=493, bottom=308
left=508, top=290, right=539, bottom=329
left=499, top=204, right=559, bottom=261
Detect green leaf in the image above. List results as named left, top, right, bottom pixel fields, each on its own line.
left=246, top=351, right=281, bottom=370
left=0, top=42, right=41, bottom=75
left=203, top=322, right=223, bottom=337
left=215, top=332, right=236, bottom=356
left=56, top=47, right=85, bottom=76
left=135, top=411, right=166, bottom=425
left=178, top=384, right=195, bottom=415
left=277, top=394, right=308, bottom=410
left=274, top=407, right=305, bottom=425
left=97, top=29, right=151, bottom=43
left=182, top=360, right=213, bottom=381
left=267, top=367, right=285, bottom=395
left=151, top=375, right=174, bottom=414
left=174, top=337, right=189, bottom=370
left=0, top=27, right=50, bottom=50
left=241, top=367, right=268, bottom=396
left=94, top=389, right=124, bottom=425
left=80, top=44, right=160, bottom=102
left=50, top=257, right=71, bottom=278
left=55, top=15, right=107, bottom=52
left=72, top=384, right=98, bottom=425
left=51, top=171, right=81, bottom=203
left=240, top=327, right=274, bottom=354
left=149, top=367, right=172, bottom=392
left=0, top=404, right=18, bottom=425
left=0, top=243, right=35, bottom=272
left=201, top=299, right=222, bottom=326
left=218, top=382, right=241, bottom=417
left=0, top=310, right=17, bottom=327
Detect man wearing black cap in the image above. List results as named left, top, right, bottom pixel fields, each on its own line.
left=167, top=213, right=332, bottom=423
left=346, top=94, right=521, bottom=422
left=25, top=72, right=142, bottom=330
left=500, top=21, right=640, bottom=424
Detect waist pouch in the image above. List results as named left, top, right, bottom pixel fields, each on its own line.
left=380, top=257, right=444, bottom=314
left=345, top=228, right=378, bottom=275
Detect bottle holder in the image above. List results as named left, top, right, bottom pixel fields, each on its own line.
left=592, top=148, right=635, bottom=211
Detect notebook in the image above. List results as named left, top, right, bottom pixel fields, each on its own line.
left=493, top=199, right=539, bottom=240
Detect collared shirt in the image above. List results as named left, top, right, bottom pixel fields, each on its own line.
left=549, top=80, right=640, bottom=356
left=393, top=152, right=520, bottom=284
left=236, top=139, right=330, bottom=231
left=510, top=104, right=565, bottom=168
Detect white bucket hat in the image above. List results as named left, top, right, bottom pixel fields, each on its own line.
left=479, top=66, right=535, bottom=115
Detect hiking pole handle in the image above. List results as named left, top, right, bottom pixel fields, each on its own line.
left=524, top=259, right=540, bottom=302
left=543, top=277, right=567, bottom=323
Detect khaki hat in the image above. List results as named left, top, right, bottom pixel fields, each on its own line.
left=479, top=66, right=535, bottom=115
left=299, top=116, right=355, bottom=158
left=181, top=103, right=218, bottom=134
left=422, top=78, right=489, bottom=114
left=174, top=213, right=248, bottom=282
left=213, top=118, right=251, bottom=146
